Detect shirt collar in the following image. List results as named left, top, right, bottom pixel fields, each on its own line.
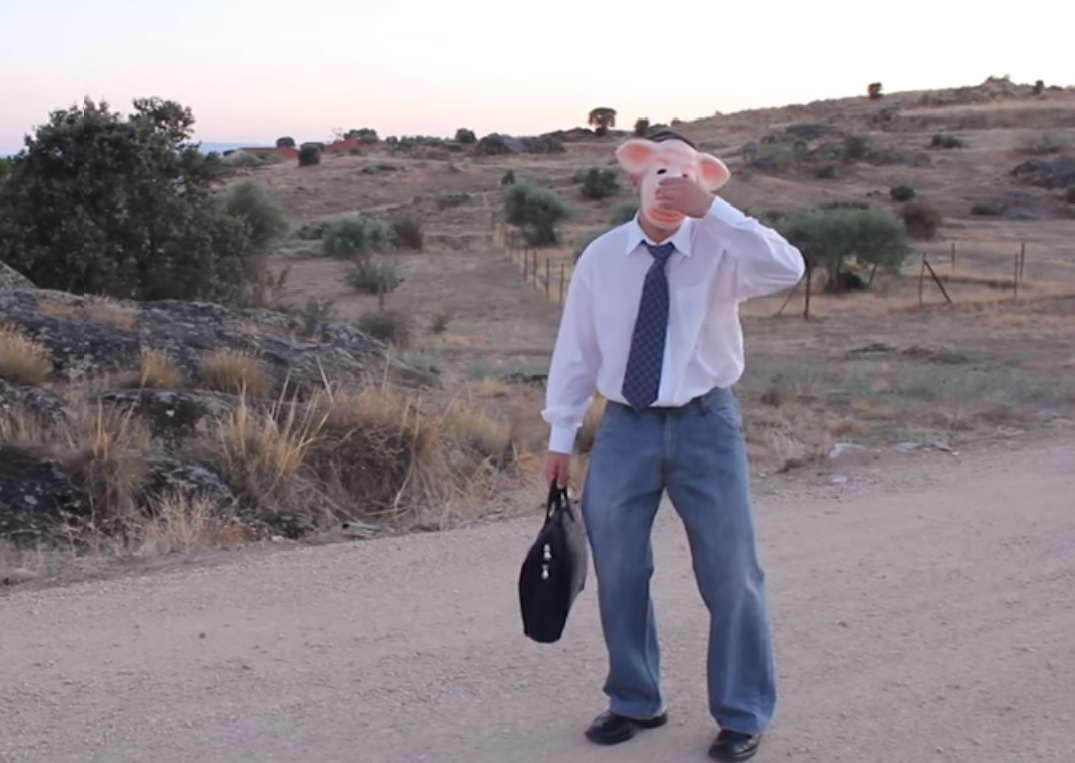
left=624, top=212, right=695, bottom=258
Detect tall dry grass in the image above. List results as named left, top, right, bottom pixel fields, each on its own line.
left=0, top=323, right=53, bottom=384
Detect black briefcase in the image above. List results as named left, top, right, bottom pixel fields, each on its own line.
left=518, top=482, right=589, bottom=644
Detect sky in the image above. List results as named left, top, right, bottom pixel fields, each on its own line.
left=1, top=0, right=1072, bottom=155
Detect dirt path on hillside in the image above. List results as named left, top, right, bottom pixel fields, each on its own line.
left=2, top=435, right=1074, bottom=763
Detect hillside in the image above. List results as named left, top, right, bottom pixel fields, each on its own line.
left=3, top=76, right=1075, bottom=584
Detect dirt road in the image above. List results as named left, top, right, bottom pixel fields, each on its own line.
left=2, top=434, right=1073, bottom=763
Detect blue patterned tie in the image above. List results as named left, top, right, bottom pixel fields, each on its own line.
left=622, top=241, right=676, bottom=410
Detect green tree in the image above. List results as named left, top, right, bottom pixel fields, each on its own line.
left=0, top=157, right=10, bottom=181
left=581, top=167, right=620, bottom=200
left=634, top=117, right=650, bottom=137
left=588, top=107, right=617, bottom=137
left=0, top=96, right=257, bottom=303
left=776, top=206, right=910, bottom=285
left=503, top=183, right=571, bottom=246
left=220, top=181, right=290, bottom=256
left=322, top=214, right=395, bottom=260
left=454, top=128, right=477, bottom=144
left=276, top=136, right=296, bottom=148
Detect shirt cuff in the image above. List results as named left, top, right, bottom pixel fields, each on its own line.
left=704, top=195, right=750, bottom=228
left=548, top=424, right=578, bottom=455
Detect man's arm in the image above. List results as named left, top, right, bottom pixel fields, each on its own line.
left=701, top=196, right=805, bottom=300
left=541, top=257, right=600, bottom=454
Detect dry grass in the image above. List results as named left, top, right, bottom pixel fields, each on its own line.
left=198, top=348, right=273, bottom=398
left=0, top=323, right=53, bottom=384
left=132, top=347, right=185, bottom=389
left=138, top=492, right=256, bottom=555
left=85, top=296, right=138, bottom=329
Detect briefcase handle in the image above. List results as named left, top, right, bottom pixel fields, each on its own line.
left=546, top=481, right=570, bottom=520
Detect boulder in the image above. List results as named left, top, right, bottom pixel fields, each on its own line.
left=0, top=444, right=88, bottom=549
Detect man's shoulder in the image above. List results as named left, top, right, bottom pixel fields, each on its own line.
left=576, top=224, right=631, bottom=270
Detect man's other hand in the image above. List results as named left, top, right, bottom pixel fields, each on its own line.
left=543, top=451, right=570, bottom=488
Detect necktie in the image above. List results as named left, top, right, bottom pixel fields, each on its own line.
left=621, top=241, right=676, bottom=410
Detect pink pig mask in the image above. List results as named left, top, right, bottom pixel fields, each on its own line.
left=615, top=137, right=731, bottom=231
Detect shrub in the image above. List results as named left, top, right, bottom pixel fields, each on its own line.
left=220, top=181, right=290, bottom=256
left=634, top=117, right=650, bottom=137
left=1065, top=187, right=1075, bottom=204
left=970, top=202, right=1006, bottom=216
left=899, top=201, right=942, bottom=240
left=298, top=143, right=321, bottom=167
left=454, top=128, right=476, bottom=144
left=429, top=310, right=454, bottom=334
left=276, top=136, right=296, bottom=148
left=0, top=97, right=257, bottom=304
left=322, top=214, right=395, bottom=260
left=357, top=309, right=413, bottom=348
left=930, top=134, right=966, bottom=149
left=776, top=206, right=910, bottom=283
left=610, top=201, right=639, bottom=225
left=501, top=170, right=516, bottom=186
left=346, top=257, right=403, bottom=295
left=867, top=82, right=883, bottom=100
left=843, top=135, right=868, bottom=162
left=581, top=167, right=620, bottom=200
left=890, top=185, right=916, bottom=202
left=502, top=182, right=571, bottom=247
left=0, top=157, right=11, bottom=180
left=1015, top=130, right=1071, bottom=156
left=391, top=216, right=424, bottom=251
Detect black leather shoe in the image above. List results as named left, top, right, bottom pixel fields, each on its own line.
left=584, top=710, right=668, bottom=745
left=708, top=729, right=762, bottom=761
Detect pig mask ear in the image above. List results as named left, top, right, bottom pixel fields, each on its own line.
left=615, top=139, right=657, bottom=175
left=697, top=152, right=731, bottom=192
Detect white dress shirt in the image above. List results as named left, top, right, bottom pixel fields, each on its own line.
left=541, top=195, right=806, bottom=454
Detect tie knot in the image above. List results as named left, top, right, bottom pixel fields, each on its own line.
left=645, top=241, right=676, bottom=263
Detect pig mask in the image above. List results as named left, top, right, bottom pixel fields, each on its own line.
left=615, top=137, right=731, bottom=231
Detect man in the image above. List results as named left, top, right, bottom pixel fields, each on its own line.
left=541, top=130, right=805, bottom=762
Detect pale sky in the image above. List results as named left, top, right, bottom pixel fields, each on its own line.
left=1, top=0, right=1072, bottom=154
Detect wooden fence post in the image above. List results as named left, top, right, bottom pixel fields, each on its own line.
left=1019, top=242, right=1026, bottom=281
left=1013, top=250, right=1020, bottom=300
left=950, top=242, right=956, bottom=275
left=923, top=257, right=952, bottom=304
left=544, top=258, right=550, bottom=298
left=559, top=263, right=565, bottom=304
left=803, top=268, right=812, bottom=320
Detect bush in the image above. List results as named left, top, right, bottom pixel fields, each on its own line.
left=454, top=128, right=476, bottom=144
left=1015, top=130, right=1071, bottom=156
left=298, top=143, right=321, bottom=167
left=1065, top=187, right=1075, bottom=204
left=890, top=185, right=916, bottom=202
left=0, top=158, right=10, bottom=180
left=634, top=117, right=650, bottom=137
left=391, top=216, right=424, bottom=251
left=867, top=82, right=883, bottom=100
left=0, top=97, right=258, bottom=303
left=500, top=170, right=516, bottom=186
left=930, top=134, right=966, bottom=149
left=899, top=201, right=942, bottom=240
left=220, top=181, right=290, bottom=256
left=502, top=182, right=571, bottom=247
left=346, top=257, right=403, bottom=294
left=581, top=167, right=620, bottom=200
left=776, top=206, right=910, bottom=283
left=970, top=202, right=1006, bottom=216
left=357, top=309, right=413, bottom=348
left=843, top=135, right=868, bottom=162
left=610, top=201, right=639, bottom=225
left=276, top=136, right=295, bottom=148
left=322, top=214, right=395, bottom=260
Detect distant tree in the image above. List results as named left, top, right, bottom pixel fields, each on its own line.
left=219, top=181, right=290, bottom=256
left=580, top=167, right=620, bottom=200
left=1032, top=80, right=1045, bottom=95
left=503, top=183, right=571, bottom=246
left=344, top=128, right=378, bottom=144
left=634, top=117, right=650, bottom=137
left=889, top=184, right=915, bottom=202
left=276, top=136, right=296, bottom=148
left=0, top=96, right=259, bottom=303
left=588, top=107, right=617, bottom=137
left=868, top=82, right=883, bottom=100
left=898, top=201, right=942, bottom=240
left=454, top=128, right=477, bottom=144
left=298, top=143, right=321, bottom=167
left=0, top=157, right=10, bottom=181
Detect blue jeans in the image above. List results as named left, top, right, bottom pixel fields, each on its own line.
left=580, top=386, right=776, bottom=735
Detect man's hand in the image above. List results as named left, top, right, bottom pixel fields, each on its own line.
left=543, top=450, right=570, bottom=488
left=655, top=177, right=713, bottom=219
